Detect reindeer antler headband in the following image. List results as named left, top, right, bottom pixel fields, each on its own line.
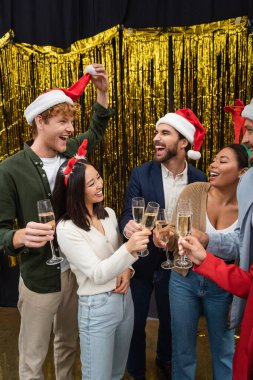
left=64, top=139, right=88, bottom=185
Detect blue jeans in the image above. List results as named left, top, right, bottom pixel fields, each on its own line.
left=127, top=268, right=171, bottom=378
left=78, top=290, right=134, bottom=380
left=170, top=270, right=234, bottom=380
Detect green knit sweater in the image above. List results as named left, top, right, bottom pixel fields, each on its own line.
left=0, top=102, right=114, bottom=293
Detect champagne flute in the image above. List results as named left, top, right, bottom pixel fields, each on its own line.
left=132, top=197, right=145, bottom=224
left=37, top=199, right=64, bottom=266
left=131, top=197, right=145, bottom=257
left=139, top=201, right=160, bottom=257
left=156, top=209, right=174, bottom=269
left=174, top=199, right=193, bottom=269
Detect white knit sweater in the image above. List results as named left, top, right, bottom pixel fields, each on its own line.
left=56, top=207, right=138, bottom=296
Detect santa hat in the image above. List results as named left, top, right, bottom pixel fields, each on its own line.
left=156, top=108, right=206, bottom=160
left=24, top=65, right=97, bottom=125
left=241, top=98, right=253, bottom=121
left=224, top=99, right=245, bottom=143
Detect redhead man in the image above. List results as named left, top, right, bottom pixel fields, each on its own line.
left=0, top=64, right=114, bottom=380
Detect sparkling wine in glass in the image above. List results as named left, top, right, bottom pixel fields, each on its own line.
left=37, top=199, right=64, bottom=266
left=156, top=209, right=174, bottom=269
left=139, top=201, right=160, bottom=257
left=132, top=197, right=145, bottom=224
left=174, top=199, right=192, bottom=269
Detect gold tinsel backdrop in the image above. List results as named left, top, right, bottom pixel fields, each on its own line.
left=0, top=18, right=253, bottom=216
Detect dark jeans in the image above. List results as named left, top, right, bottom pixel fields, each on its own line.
left=127, top=268, right=172, bottom=378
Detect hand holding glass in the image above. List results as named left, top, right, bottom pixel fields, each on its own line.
left=174, top=199, right=192, bottom=269
left=139, top=201, right=160, bottom=257
left=37, top=199, right=64, bottom=266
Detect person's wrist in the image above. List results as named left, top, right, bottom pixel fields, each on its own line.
left=125, top=241, right=133, bottom=254
left=123, top=228, right=130, bottom=240
left=198, top=251, right=207, bottom=264
left=203, top=234, right=209, bottom=248
left=97, top=90, right=109, bottom=108
left=13, top=229, right=25, bottom=249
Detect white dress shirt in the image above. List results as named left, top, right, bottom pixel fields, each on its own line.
left=161, top=162, right=188, bottom=221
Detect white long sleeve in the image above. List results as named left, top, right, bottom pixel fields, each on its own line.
left=56, top=207, right=138, bottom=295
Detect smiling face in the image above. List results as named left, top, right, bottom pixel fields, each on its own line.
left=84, top=165, right=104, bottom=208
left=153, top=123, right=187, bottom=163
left=209, top=147, right=245, bottom=187
left=36, top=112, right=75, bottom=157
left=31, top=102, right=79, bottom=158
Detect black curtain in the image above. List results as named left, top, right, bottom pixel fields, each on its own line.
left=123, top=0, right=253, bottom=28
left=0, top=0, right=252, bottom=48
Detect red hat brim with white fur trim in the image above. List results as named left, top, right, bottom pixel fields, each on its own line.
left=24, top=65, right=97, bottom=125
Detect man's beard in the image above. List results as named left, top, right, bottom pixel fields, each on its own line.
left=153, top=143, right=178, bottom=163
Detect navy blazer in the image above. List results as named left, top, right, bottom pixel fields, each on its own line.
left=119, top=161, right=207, bottom=280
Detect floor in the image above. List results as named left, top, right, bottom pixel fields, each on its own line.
left=0, top=307, right=237, bottom=380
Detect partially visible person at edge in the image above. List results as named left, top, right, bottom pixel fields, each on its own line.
left=179, top=235, right=253, bottom=380
left=0, top=64, right=114, bottom=380
left=191, top=98, right=253, bottom=333
left=154, top=144, right=248, bottom=380
left=53, top=154, right=151, bottom=380
left=119, top=108, right=207, bottom=380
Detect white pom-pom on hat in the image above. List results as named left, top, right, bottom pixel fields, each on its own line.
left=85, top=65, right=97, bottom=77
left=187, top=150, right=201, bottom=160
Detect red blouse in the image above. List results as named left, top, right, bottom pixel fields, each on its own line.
left=194, top=253, right=253, bottom=380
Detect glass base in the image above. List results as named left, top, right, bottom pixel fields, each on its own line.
left=46, top=257, right=64, bottom=266
left=174, top=258, right=192, bottom=269
left=137, top=249, right=149, bottom=258
left=161, top=260, right=174, bottom=270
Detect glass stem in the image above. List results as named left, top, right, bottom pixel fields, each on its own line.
left=49, top=241, right=57, bottom=259
left=165, top=247, right=169, bottom=261
left=165, top=245, right=173, bottom=264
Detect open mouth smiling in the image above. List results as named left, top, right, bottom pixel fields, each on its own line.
left=209, top=171, right=219, bottom=177
left=155, top=145, right=166, bottom=152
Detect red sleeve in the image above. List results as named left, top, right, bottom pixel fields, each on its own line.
left=193, top=252, right=252, bottom=299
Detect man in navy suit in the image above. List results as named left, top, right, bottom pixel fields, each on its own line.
left=119, top=109, right=207, bottom=380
